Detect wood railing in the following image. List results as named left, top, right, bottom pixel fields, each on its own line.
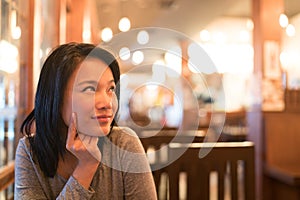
left=0, top=161, right=15, bottom=192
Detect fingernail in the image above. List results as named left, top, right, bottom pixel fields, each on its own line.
left=72, top=112, right=76, bottom=122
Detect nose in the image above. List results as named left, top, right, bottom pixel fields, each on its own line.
left=95, top=91, right=112, bottom=110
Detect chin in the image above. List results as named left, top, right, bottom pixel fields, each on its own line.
left=100, top=127, right=111, bottom=136
left=78, top=125, right=110, bottom=137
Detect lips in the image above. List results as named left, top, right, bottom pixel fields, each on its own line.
left=92, top=114, right=113, bottom=123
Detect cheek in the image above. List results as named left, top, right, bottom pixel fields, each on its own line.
left=112, top=93, right=119, bottom=115
left=62, top=95, right=73, bottom=126
left=73, top=94, right=94, bottom=114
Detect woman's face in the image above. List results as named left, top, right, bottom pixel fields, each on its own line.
left=62, top=58, right=118, bottom=136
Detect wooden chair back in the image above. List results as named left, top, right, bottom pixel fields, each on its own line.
left=151, top=142, right=255, bottom=200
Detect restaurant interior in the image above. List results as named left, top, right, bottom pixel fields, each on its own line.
left=0, top=0, right=300, bottom=199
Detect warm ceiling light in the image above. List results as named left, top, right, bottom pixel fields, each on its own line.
left=279, top=14, right=289, bottom=28
left=101, top=27, right=113, bottom=42
left=132, top=50, right=144, bottom=65
left=286, top=24, right=296, bottom=37
left=137, top=30, right=149, bottom=44
left=119, top=47, right=131, bottom=60
left=119, top=17, right=131, bottom=32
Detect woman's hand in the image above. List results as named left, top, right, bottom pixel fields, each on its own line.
left=66, top=112, right=100, bottom=189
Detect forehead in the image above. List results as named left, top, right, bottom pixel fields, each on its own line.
left=75, top=57, right=113, bottom=82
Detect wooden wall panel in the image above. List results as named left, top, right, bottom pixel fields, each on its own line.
left=264, top=112, right=300, bottom=166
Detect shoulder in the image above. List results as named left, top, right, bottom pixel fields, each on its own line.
left=16, top=137, right=31, bottom=155
left=15, top=137, right=37, bottom=174
left=104, top=126, right=151, bottom=173
left=110, top=126, right=139, bottom=141
left=111, top=126, right=138, bottom=137
left=108, top=126, right=144, bottom=152
left=15, top=137, right=35, bottom=165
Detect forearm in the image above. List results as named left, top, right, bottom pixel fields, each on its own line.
left=57, top=176, right=95, bottom=200
left=66, top=113, right=101, bottom=189
left=56, top=162, right=100, bottom=199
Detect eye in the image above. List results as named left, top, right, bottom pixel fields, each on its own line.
left=82, top=86, right=96, bottom=92
left=108, top=85, right=116, bottom=93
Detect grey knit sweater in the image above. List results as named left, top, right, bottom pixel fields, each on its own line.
left=15, top=127, right=157, bottom=200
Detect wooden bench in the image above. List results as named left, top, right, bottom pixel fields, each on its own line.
left=263, top=112, right=300, bottom=199
left=264, top=164, right=300, bottom=200
left=151, top=141, right=255, bottom=200
left=139, top=130, right=206, bottom=164
left=139, top=129, right=206, bottom=150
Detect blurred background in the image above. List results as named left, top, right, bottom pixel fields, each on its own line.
left=1, top=0, right=300, bottom=199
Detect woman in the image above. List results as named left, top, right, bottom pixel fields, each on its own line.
left=15, top=42, right=157, bottom=199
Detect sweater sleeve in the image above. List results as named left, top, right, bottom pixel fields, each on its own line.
left=15, top=138, right=49, bottom=199
left=56, top=176, right=94, bottom=199
left=14, top=138, right=94, bottom=200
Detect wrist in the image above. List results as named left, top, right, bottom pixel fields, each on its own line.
left=73, top=161, right=99, bottom=189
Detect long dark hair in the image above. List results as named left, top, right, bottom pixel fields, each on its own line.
left=20, top=42, right=120, bottom=177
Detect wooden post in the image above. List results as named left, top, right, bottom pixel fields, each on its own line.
left=66, top=0, right=86, bottom=42
left=250, top=0, right=284, bottom=199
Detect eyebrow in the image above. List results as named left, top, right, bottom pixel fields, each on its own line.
left=77, top=79, right=115, bottom=86
left=108, top=79, right=116, bottom=84
left=77, top=80, right=98, bottom=86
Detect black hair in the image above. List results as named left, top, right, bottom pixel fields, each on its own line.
left=20, top=42, right=120, bottom=177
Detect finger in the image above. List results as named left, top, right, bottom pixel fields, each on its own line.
left=66, top=112, right=77, bottom=149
